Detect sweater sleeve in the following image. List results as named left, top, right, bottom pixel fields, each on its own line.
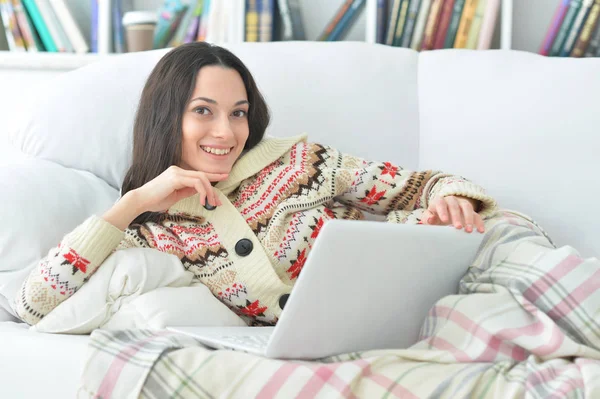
left=14, top=215, right=146, bottom=326
left=323, top=145, right=497, bottom=220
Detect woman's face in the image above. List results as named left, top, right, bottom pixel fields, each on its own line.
left=180, top=66, right=250, bottom=175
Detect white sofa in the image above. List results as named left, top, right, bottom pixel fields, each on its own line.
left=0, top=42, right=599, bottom=397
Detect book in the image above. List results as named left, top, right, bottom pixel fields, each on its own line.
left=385, top=0, right=402, bottom=45
left=392, top=0, right=410, bottom=46
left=375, top=0, right=387, bottom=43
left=433, top=0, right=455, bottom=49
left=539, top=0, right=570, bottom=55
left=0, top=0, right=26, bottom=51
left=410, top=0, right=431, bottom=49
left=34, top=0, right=71, bottom=52
left=400, top=0, right=422, bottom=47
left=287, top=0, right=305, bottom=40
left=170, top=0, right=197, bottom=46
left=476, top=0, right=500, bottom=49
left=197, top=0, right=211, bottom=41
left=245, top=0, right=259, bottom=41
left=112, top=0, right=125, bottom=52
left=550, top=0, right=582, bottom=56
left=49, top=0, right=89, bottom=54
left=11, top=0, right=38, bottom=52
left=22, top=0, right=56, bottom=51
left=572, top=0, right=600, bottom=56
left=319, top=0, right=354, bottom=41
left=443, top=0, right=465, bottom=48
left=453, top=0, right=479, bottom=48
left=154, top=0, right=187, bottom=48
left=97, top=0, right=112, bottom=53
left=258, top=0, right=274, bottom=41
left=465, top=0, right=486, bottom=49
left=421, top=0, right=444, bottom=50
left=20, top=0, right=44, bottom=50
left=328, top=0, right=366, bottom=41
left=183, top=0, right=203, bottom=43
left=90, top=0, right=98, bottom=52
left=584, top=4, right=600, bottom=55
left=560, top=0, right=593, bottom=56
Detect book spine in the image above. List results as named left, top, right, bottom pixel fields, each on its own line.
left=287, top=0, right=305, bottom=40
left=246, top=0, right=259, bottom=41
left=400, top=0, right=422, bottom=47
left=277, top=0, right=293, bottom=40
left=154, top=2, right=186, bottom=48
left=90, top=0, right=97, bottom=52
left=572, top=0, right=600, bottom=56
left=561, top=0, right=593, bottom=56
left=0, top=0, right=26, bottom=51
left=443, top=0, right=465, bottom=48
left=385, top=0, right=402, bottom=45
left=328, top=0, right=366, bottom=41
left=170, top=1, right=196, bottom=46
left=258, top=0, right=274, bottom=41
left=410, top=0, right=431, bottom=49
left=476, top=0, right=499, bottom=49
left=551, top=0, right=582, bottom=56
left=421, top=0, right=443, bottom=50
left=112, top=0, right=124, bottom=52
left=49, top=0, right=89, bottom=54
left=465, top=0, right=486, bottom=49
left=454, top=0, right=478, bottom=48
left=319, top=0, right=353, bottom=41
left=97, top=0, right=111, bottom=53
left=183, top=1, right=202, bottom=44
left=585, top=5, right=600, bottom=54
left=433, top=0, right=455, bottom=49
left=21, top=0, right=56, bottom=51
left=11, top=0, right=37, bottom=51
left=392, top=0, right=410, bottom=46
left=34, top=0, right=69, bottom=51
left=376, top=0, right=387, bottom=43
left=197, top=0, right=210, bottom=41
left=539, top=0, right=570, bottom=54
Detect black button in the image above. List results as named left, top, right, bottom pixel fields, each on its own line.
left=204, top=198, right=216, bottom=211
left=279, top=294, right=290, bottom=310
left=235, top=238, right=253, bottom=256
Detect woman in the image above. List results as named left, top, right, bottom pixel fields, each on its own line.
left=15, top=42, right=496, bottom=326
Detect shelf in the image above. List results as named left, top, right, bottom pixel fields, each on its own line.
left=0, top=51, right=111, bottom=71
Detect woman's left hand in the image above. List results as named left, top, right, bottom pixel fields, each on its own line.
left=421, top=195, right=485, bottom=233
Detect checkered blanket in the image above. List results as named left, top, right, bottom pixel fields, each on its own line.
left=77, top=211, right=600, bottom=398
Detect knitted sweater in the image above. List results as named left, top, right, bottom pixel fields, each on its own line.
left=15, top=134, right=497, bottom=326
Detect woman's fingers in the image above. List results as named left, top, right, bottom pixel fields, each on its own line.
left=474, top=213, right=486, bottom=233
left=459, top=199, right=475, bottom=233
left=434, top=199, right=450, bottom=224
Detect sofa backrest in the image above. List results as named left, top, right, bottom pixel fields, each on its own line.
left=418, top=50, right=600, bottom=257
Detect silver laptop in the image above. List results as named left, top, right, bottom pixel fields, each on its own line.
left=167, top=219, right=484, bottom=359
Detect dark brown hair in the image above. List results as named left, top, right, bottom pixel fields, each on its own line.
left=121, top=42, right=270, bottom=224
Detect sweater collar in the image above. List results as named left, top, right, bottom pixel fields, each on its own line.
left=170, top=134, right=307, bottom=214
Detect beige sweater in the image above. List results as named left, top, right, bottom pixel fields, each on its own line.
left=15, top=134, right=497, bottom=325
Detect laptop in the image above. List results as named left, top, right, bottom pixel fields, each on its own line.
left=167, top=219, right=484, bottom=359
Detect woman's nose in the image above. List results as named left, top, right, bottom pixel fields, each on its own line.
left=212, top=115, right=234, bottom=139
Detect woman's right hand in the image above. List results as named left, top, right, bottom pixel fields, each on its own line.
left=103, top=166, right=228, bottom=231
left=135, top=165, right=229, bottom=213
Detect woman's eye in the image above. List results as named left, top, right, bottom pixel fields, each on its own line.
left=232, top=110, right=247, bottom=118
left=194, top=107, right=210, bottom=115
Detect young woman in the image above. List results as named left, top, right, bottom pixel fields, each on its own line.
left=15, top=42, right=497, bottom=326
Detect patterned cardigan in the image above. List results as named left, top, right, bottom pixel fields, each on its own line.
left=14, top=134, right=497, bottom=325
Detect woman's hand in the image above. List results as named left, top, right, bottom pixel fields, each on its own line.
left=421, top=195, right=485, bottom=233
left=135, top=166, right=229, bottom=213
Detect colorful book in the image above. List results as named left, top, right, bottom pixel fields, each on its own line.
left=183, top=0, right=203, bottom=43
left=392, top=0, right=410, bottom=46
left=476, top=0, right=500, bottom=49
left=550, top=0, right=582, bottom=56
left=0, top=0, right=26, bottom=51
left=421, top=0, right=444, bottom=50
left=465, top=0, right=486, bottom=48
left=585, top=5, right=600, bottom=55
left=561, top=0, right=593, bottom=56
left=170, top=0, right=197, bottom=46
left=572, top=0, right=600, bottom=56
left=433, top=0, right=456, bottom=49
left=375, top=0, right=387, bottom=43
left=410, top=0, right=431, bottom=49
left=453, top=0, right=479, bottom=48
left=197, top=0, right=211, bottom=41
left=443, top=0, right=465, bottom=48
left=11, top=0, right=38, bottom=52
left=329, top=0, right=366, bottom=41
left=539, top=0, right=570, bottom=55
left=112, top=0, right=125, bottom=52
left=400, top=0, right=422, bottom=47
left=287, top=0, right=305, bottom=40
left=90, top=0, right=98, bottom=52
left=258, top=0, right=274, bottom=41
left=49, top=0, right=89, bottom=54
left=319, top=0, right=354, bottom=41
left=385, top=0, right=402, bottom=45
left=245, top=0, right=259, bottom=41
left=21, top=0, right=56, bottom=51
left=153, top=0, right=186, bottom=48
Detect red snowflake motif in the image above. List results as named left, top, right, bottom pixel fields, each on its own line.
left=380, top=162, right=398, bottom=178
left=360, top=186, right=387, bottom=206
left=287, top=249, right=307, bottom=280
left=238, top=300, right=267, bottom=317
left=311, top=217, right=325, bottom=239
left=63, top=249, right=90, bottom=273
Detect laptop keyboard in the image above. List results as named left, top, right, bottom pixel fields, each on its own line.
left=221, top=334, right=270, bottom=350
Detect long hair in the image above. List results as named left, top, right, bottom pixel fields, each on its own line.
left=121, top=42, right=270, bottom=224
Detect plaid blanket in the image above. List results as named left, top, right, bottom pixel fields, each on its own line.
left=77, top=210, right=600, bottom=398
